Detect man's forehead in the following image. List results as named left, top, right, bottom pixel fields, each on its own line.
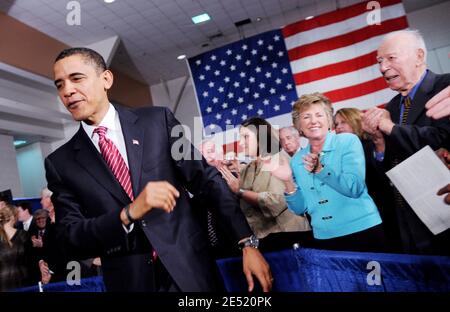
left=54, top=55, right=94, bottom=73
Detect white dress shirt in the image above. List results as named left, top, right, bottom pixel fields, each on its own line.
left=81, top=103, right=134, bottom=233
left=23, top=216, right=33, bottom=231
left=81, top=103, right=130, bottom=168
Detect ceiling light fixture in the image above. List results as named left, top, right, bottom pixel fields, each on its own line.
left=177, top=54, right=186, bottom=60
left=192, top=13, right=211, bottom=24
left=104, top=0, right=115, bottom=3
left=13, top=140, right=27, bottom=147
left=305, top=15, right=314, bottom=20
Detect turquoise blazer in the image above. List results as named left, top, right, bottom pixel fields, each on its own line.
left=285, top=132, right=382, bottom=239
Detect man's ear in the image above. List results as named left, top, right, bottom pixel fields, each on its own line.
left=416, top=48, right=425, bottom=66
left=102, top=70, right=114, bottom=90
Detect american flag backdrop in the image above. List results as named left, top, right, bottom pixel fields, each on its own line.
left=188, top=0, right=408, bottom=144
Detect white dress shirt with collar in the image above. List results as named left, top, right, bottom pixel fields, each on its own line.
left=81, top=103, right=134, bottom=233
left=81, top=103, right=130, bottom=167
left=23, top=216, right=33, bottom=231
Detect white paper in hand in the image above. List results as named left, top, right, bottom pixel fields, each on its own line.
left=386, top=146, right=450, bottom=235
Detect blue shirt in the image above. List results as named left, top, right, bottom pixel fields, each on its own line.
left=399, top=70, right=428, bottom=123
left=285, top=132, right=382, bottom=239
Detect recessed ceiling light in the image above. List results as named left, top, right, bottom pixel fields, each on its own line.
left=192, top=13, right=211, bottom=24
left=256, top=17, right=262, bottom=22
left=104, top=0, right=115, bottom=3
left=14, top=140, right=27, bottom=147
left=177, top=54, right=186, bottom=60
left=305, top=15, right=314, bottom=20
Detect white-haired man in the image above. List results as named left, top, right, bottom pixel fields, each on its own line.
left=362, top=30, right=450, bottom=256
left=279, top=126, right=306, bottom=157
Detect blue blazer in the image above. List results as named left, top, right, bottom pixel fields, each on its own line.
left=285, top=132, right=381, bottom=239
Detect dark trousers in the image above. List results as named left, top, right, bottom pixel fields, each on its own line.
left=313, top=224, right=387, bottom=253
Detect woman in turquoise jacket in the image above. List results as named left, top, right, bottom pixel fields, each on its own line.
left=270, top=93, right=385, bottom=252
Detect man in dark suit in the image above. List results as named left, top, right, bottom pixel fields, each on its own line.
left=363, top=30, right=450, bottom=255
left=45, top=47, right=272, bottom=292
left=16, top=201, right=37, bottom=232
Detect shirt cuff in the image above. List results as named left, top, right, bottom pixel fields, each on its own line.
left=122, top=223, right=134, bottom=234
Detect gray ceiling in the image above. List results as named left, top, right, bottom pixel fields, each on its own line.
left=0, top=0, right=448, bottom=86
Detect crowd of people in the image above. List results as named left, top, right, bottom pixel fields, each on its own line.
left=0, top=29, right=449, bottom=292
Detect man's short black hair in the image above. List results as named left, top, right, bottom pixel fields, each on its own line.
left=17, top=201, right=32, bottom=214
left=55, top=47, right=107, bottom=74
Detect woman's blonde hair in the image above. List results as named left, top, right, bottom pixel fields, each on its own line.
left=0, top=203, right=17, bottom=246
left=334, top=107, right=364, bottom=138
left=292, top=93, right=334, bottom=131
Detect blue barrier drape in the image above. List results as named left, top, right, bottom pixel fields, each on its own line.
left=216, top=248, right=450, bottom=292
left=15, top=276, right=105, bottom=292
left=14, top=248, right=450, bottom=292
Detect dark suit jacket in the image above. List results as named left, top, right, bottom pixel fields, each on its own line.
left=44, top=106, right=253, bottom=291
left=383, top=70, right=450, bottom=255
left=384, top=71, right=450, bottom=162
left=16, top=217, right=38, bottom=234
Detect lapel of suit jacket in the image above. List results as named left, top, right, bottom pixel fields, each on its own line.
left=388, top=93, right=402, bottom=124
left=407, top=70, right=436, bottom=125
left=115, top=105, right=144, bottom=197
left=73, top=125, right=129, bottom=205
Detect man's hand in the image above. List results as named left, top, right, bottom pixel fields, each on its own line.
left=122, top=181, right=180, bottom=225
left=436, top=148, right=450, bottom=169
left=426, top=85, right=450, bottom=120
left=363, top=107, right=395, bottom=135
left=242, top=247, right=273, bottom=292
left=31, top=235, right=43, bottom=248
left=362, top=108, right=383, bottom=134
left=39, top=260, right=51, bottom=285
left=378, top=108, right=395, bottom=134
left=437, top=183, right=450, bottom=205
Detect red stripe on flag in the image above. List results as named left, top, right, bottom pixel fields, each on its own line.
left=322, top=77, right=387, bottom=103
left=282, top=0, right=402, bottom=37
left=288, top=16, right=408, bottom=61
left=293, top=51, right=378, bottom=85
left=223, top=141, right=241, bottom=155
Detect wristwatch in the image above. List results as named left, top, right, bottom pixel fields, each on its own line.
left=237, top=188, right=245, bottom=198
left=238, top=235, right=259, bottom=250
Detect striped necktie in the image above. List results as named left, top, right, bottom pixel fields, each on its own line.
left=392, top=95, right=414, bottom=252
left=94, top=127, right=158, bottom=260
left=401, top=96, right=412, bottom=125
left=94, top=126, right=134, bottom=201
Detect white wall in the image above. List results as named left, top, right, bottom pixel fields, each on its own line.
left=16, top=142, right=48, bottom=197
left=0, top=134, right=23, bottom=197
left=407, top=1, right=450, bottom=74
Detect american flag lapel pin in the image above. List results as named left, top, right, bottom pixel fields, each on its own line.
left=132, top=139, right=139, bottom=145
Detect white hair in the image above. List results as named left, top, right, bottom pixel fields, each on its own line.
left=381, top=29, right=427, bottom=62
left=280, top=126, right=300, bottom=138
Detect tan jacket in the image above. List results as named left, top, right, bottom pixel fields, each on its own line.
left=239, top=158, right=311, bottom=239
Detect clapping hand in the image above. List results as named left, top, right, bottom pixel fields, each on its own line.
left=219, top=165, right=240, bottom=194
left=303, top=153, right=322, bottom=173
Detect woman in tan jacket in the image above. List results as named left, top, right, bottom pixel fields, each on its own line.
left=219, top=117, right=312, bottom=251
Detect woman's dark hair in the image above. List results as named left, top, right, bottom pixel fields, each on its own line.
left=240, top=117, right=281, bottom=157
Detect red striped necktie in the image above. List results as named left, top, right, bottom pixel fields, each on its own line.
left=94, top=126, right=134, bottom=201
left=94, top=127, right=158, bottom=261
